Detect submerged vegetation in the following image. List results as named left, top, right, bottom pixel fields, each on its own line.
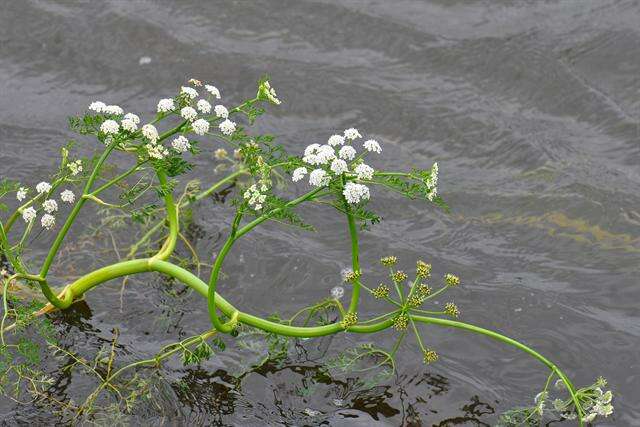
left=0, top=77, right=612, bottom=424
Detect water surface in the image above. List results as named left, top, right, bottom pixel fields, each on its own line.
left=0, top=1, right=638, bottom=425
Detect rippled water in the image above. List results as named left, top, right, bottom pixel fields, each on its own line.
left=1, top=1, right=639, bottom=425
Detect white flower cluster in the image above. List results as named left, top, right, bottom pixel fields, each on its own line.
left=426, top=162, right=438, bottom=202
left=243, top=184, right=268, bottom=210
left=171, top=135, right=191, bottom=153
left=16, top=187, right=27, bottom=202
left=67, top=160, right=83, bottom=176
left=19, top=184, right=75, bottom=230
left=551, top=379, right=613, bottom=422
left=292, top=128, right=382, bottom=204
left=122, top=113, right=140, bottom=132
left=157, top=98, right=175, bottom=113
left=88, top=102, right=123, bottom=115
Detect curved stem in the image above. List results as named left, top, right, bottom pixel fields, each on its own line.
left=150, top=170, right=178, bottom=261
left=206, top=212, right=242, bottom=333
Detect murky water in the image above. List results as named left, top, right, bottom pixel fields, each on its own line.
left=1, top=1, right=639, bottom=425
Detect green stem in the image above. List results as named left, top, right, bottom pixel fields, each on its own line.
left=409, top=314, right=584, bottom=425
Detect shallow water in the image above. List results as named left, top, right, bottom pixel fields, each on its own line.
left=1, top=0, right=639, bottom=425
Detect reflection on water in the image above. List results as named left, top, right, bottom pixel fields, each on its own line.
left=1, top=0, right=640, bottom=424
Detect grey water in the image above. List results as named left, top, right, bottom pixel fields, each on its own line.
left=1, top=0, right=639, bottom=425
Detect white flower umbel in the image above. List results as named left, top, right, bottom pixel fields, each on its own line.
left=328, top=134, right=345, bottom=146
left=243, top=184, right=267, bottom=210
left=192, top=119, right=210, bottom=135
left=171, top=135, right=190, bottom=153
left=42, top=199, right=58, bottom=213
left=344, top=128, right=361, bottom=140
left=103, top=105, right=124, bottom=115
left=36, top=181, right=52, bottom=194
left=259, top=80, right=281, bottom=105
left=426, top=162, right=438, bottom=202
left=142, top=124, right=159, bottom=143
left=147, top=143, right=168, bottom=160
left=338, top=145, right=356, bottom=161
left=331, top=286, right=345, bottom=299
left=205, top=85, right=221, bottom=99
left=157, top=98, right=175, bottom=113
left=41, top=214, right=55, bottom=230
left=304, top=144, right=335, bottom=165
left=292, top=167, right=308, bottom=182
left=214, top=104, right=229, bottom=118
left=68, top=160, right=83, bottom=176
left=22, top=206, right=36, bottom=223
left=330, top=159, right=348, bottom=175
left=121, top=117, right=138, bottom=132
left=100, top=119, right=120, bottom=135
left=88, top=101, right=106, bottom=113
left=309, top=169, right=330, bottom=187
left=363, top=139, right=382, bottom=154
left=343, top=182, right=370, bottom=204
left=123, top=113, right=140, bottom=124
left=354, top=163, right=374, bottom=180
left=180, top=86, right=198, bottom=99
left=60, top=190, right=75, bottom=203
left=219, top=119, right=236, bottom=136
left=16, top=187, right=27, bottom=202
left=180, top=106, right=198, bottom=121
left=196, top=99, right=212, bottom=114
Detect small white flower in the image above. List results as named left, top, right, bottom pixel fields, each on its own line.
left=157, top=98, right=175, bottom=113
left=309, top=169, right=330, bottom=187
left=292, top=167, right=308, bottom=182
left=363, top=139, right=382, bottom=153
left=60, top=190, right=75, bottom=203
left=22, top=207, right=36, bottom=223
left=171, top=135, right=191, bottom=153
left=205, top=85, right=221, bottom=99
left=196, top=99, right=212, bottom=114
left=180, top=106, right=198, bottom=121
left=104, top=105, right=123, bottom=115
left=218, top=119, right=236, bottom=135
left=338, top=145, right=356, bottom=161
left=41, top=214, right=56, bottom=230
left=146, top=143, right=168, bottom=159
left=16, top=187, right=27, bottom=202
left=36, top=181, right=52, bottom=194
left=354, top=163, right=374, bottom=180
left=100, top=119, right=120, bottom=135
left=303, top=144, right=335, bottom=165
left=181, top=86, right=198, bottom=99
left=342, top=182, right=370, bottom=204
left=344, top=128, right=361, bottom=140
left=88, top=101, right=106, bottom=112
left=304, top=144, right=321, bottom=157
left=214, top=148, right=228, bottom=159
left=582, top=413, right=596, bottom=423
left=331, top=286, right=345, bottom=299
left=192, top=118, right=210, bottom=135
left=330, top=159, right=348, bottom=175
left=142, top=124, right=159, bottom=142
left=328, top=134, right=345, bottom=146
left=42, top=199, right=58, bottom=213
left=68, top=160, right=83, bottom=176
left=426, top=162, right=438, bottom=188
left=260, top=80, right=281, bottom=105
left=121, top=117, right=138, bottom=132
left=123, top=113, right=140, bottom=124
left=214, top=104, right=229, bottom=118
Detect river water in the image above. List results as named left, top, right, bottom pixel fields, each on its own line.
left=0, top=1, right=638, bottom=425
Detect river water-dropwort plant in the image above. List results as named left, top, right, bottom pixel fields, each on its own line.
left=0, top=78, right=612, bottom=424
